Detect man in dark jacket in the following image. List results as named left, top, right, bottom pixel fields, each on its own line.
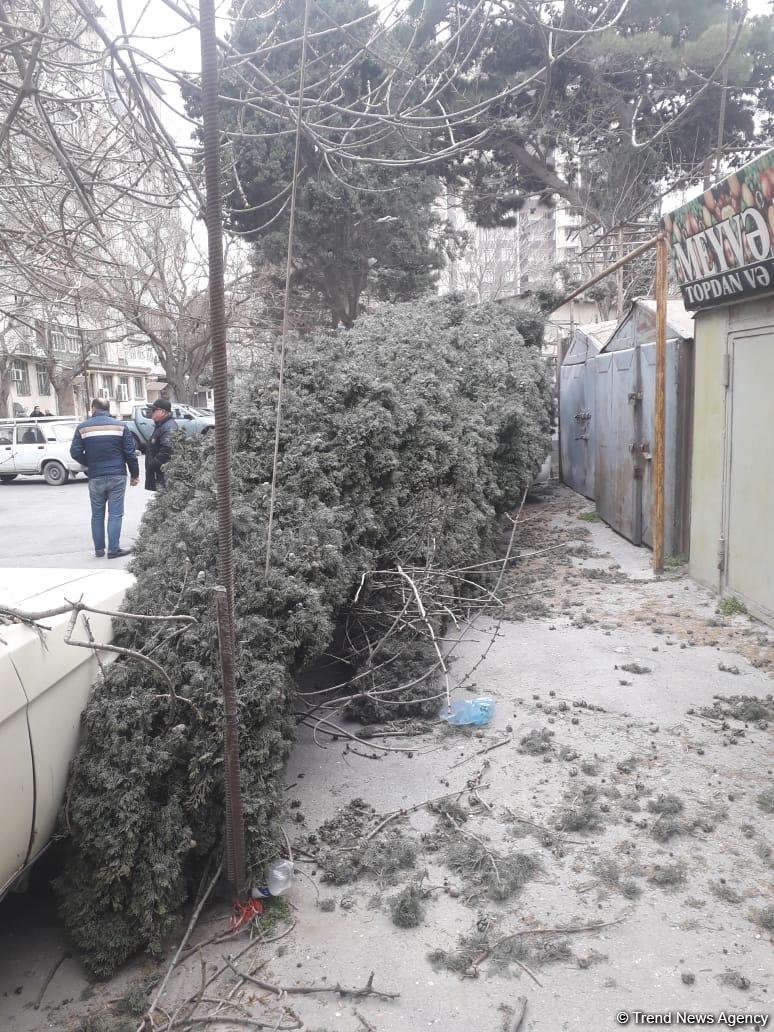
left=70, top=397, right=139, bottom=558
left=145, top=398, right=177, bottom=492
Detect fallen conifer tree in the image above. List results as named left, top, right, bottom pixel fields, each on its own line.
left=55, top=295, right=552, bottom=976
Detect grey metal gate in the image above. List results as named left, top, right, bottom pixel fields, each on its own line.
left=560, top=360, right=595, bottom=498
left=594, top=339, right=692, bottom=554
left=594, top=349, right=642, bottom=543
left=559, top=324, right=614, bottom=499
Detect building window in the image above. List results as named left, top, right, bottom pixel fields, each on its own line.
left=36, top=363, right=51, bottom=396
left=133, top=376, right=143, bottom=399
left=51, top=328, right=66, bottom=351
left=66, top=330, right=81, bottom=354
left=12, top=359, right=31, bottom=395
left=118, top=375, right=130, bottom=402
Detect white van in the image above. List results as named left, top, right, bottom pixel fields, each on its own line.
left=0, top=417, right=86, bottom=485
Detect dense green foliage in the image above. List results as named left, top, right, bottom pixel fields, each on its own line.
left=425, top=0, right=774, bottom=228
left=55, top=296, right=551, bottom=976
left=217, top=0, right=452, bottom=328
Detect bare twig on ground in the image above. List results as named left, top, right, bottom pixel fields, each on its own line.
left=513, top=959, right=542, bottom=988
left=227, top=965, right=399, bottom=1001
left=473, top=914, right=628, bottom=967
left=363, top=789, right=476, bottom=842
left=493, top=487, right=529, bottom=597
left=502, top=805, right=584, bottom=845
left=355, top=1009, right=377, bottom=1031
left=511, top=996, right=528, bottom=1032
left=448, top=736, right=511, bottom=770
left=138, top=861, right=223, bottom=1032
left=33, top=950, right=71, bottom=1009
left=181, top=1019, right=301, bottom=1030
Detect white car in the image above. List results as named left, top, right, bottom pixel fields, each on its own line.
left=0, top=568, right=133, bottom=900
left=0, top=417, right=86, bottom=485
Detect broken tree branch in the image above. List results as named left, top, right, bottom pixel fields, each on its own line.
left=448, top=735, right=511, bottom=771
left=139, top=860, right=224, bottom=1032
left=473, top=914, right=628, bottom=967
left=226, top=966, right=400, bottom=1002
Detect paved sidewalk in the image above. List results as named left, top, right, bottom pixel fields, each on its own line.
left=2, top=484, right=772, bottom=1032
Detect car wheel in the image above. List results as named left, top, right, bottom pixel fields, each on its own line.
left=0, top=474, right=18, bottom=483
left=43, top=461, right=69, bottom=486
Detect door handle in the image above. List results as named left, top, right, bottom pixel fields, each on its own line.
left=37, top=445, right=44, bottom=449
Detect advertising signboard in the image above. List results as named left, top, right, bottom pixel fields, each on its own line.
left=663, top=151, right=774, bottom=311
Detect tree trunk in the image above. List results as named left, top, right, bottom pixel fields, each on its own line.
left=54, top=382, right=75, bottom=415
left=0, top=366, right=11, bottom=417
left=162, top=366, right=196, bottom=405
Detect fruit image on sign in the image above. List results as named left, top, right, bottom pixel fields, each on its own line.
left=663, top=151, right=774, bottom=311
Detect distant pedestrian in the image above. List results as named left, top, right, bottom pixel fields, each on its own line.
left=43, top=408, right=53, bottom=416
left=70, top=397, right=139, bottom=558
left=29, top=405, right=45, bottom=417
left=144, top=398, right=177, bottom=492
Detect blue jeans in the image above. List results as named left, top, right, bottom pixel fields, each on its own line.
left=88, top=474, right=127, bottom=555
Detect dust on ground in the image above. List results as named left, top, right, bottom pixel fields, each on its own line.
left=2, top=484, right=772, bottom=1032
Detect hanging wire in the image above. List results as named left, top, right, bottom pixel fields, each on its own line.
left=263, top=0, right=312, bottom=580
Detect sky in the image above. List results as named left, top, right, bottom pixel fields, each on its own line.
left=100, top=1, right=233, bottom=74
left=98, top=1, right=233, bottom=146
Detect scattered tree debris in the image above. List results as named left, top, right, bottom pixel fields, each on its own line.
left=518, top=728, right=554, bottom=755
left=754, top=905, right=774, bottom=931
left=720, top=970, right=751, bottom=991
left=649, top=862, right=688, bottom=889
left=555, top=784, right=603, bottom=832
left=390, top=884, right=426, bottom=928
left=699, top=694, right=774, bottom=724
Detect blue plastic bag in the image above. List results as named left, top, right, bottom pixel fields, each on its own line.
left=440, top=697, right=495, bottom=726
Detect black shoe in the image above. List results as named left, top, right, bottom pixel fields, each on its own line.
left=107, top=548, right=132, bottom=559
left=95, top=550, right=105, bottom=558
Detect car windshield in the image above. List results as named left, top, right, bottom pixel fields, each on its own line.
left=51, top=423, right=77, bottom=442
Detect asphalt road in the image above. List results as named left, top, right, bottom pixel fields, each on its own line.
left=0, top=466, right=151, bottom=569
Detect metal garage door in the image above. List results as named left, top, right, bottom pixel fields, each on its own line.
left=594, top=349, right=642, bottom=544
left=560, top=361, right=595, bottom=499
left=726, top=328, right=774, bottom=617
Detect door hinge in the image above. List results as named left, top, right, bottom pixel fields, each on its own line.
left=717, top=535, right=726, bottom=571
left=721, top=354, right=730, bottom=389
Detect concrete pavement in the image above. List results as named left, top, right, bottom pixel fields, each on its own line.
left=0, top=466, right=151, bottom=570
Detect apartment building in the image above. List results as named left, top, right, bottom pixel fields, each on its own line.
left=443, top=196, right=583, bottom=302
left=3, top=314, right=156, bottom=419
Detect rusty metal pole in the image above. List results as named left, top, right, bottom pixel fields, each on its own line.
left=199, top=0, right=246, bottom=897
left=558, top=235, right=660, bottom=308
left=652, top=234, right=668, bottom=575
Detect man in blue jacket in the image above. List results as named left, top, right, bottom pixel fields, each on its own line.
left=70, top=398, right=140, bottom=559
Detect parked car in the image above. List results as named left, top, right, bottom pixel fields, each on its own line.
left=121, top=403, right=214, bottom=452
left=0, top=417, right=86, bottom=485
left=0, top=567, right=133, bottom=900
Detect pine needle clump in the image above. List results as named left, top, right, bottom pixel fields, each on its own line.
left=55, top=296, right=552, bottom=975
